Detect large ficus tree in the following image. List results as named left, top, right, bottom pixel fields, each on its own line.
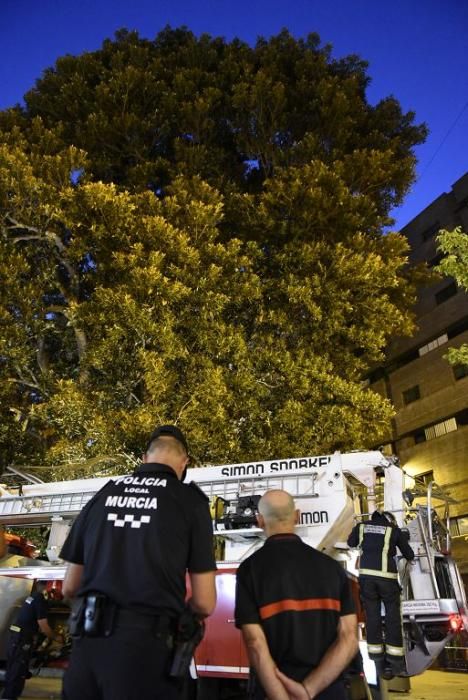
left=0, top=28, right=426, bottom=477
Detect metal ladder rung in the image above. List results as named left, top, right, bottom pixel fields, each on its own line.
left=0, top=491, right=96, bottom=521
left=198, top=471, right=319, bottom=502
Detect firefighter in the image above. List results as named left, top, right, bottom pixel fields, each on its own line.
left=235, top=490, right=358, bottom=700
left=2, top=580, right=58, bottom=700
left=347, top=510, right=415, bottom=679
left=59, top=425, right=217, bottom=700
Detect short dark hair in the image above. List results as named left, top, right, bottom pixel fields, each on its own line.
left=146, top=425, right=188, bottom=454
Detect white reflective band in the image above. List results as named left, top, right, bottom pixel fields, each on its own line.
left=367, top=643, right=384, bottom=654
left=196, top=665, right=249, bottom=674
left=386, top=645, right=405, bottom=656
left=359, top=524, right=365, bottom=547
left=359, top=568, right=398, bottom=579
left=381, top=526, right=392, bottom=573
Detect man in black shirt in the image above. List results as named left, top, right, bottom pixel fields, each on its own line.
left=235, top=490, right=358, bottom=700
left=60, top=425, right=216, bottom=700
left=2, top=580, right=57, bottom=700
left=347, top=510, right=414, bottom=678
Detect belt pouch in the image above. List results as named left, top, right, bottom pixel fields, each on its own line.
left=84, top=593, right=106, bottom=636
left=83, top=593, right=117, bottom=637
left=69, top=597, right=85, bottom=637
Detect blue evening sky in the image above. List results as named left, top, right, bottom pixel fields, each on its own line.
left=1, top=0, right=467, bottom=230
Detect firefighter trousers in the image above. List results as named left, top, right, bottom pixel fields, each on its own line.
left=360, top=576, right=405, bottom=671
left=1, top=630, right=33, bottom=700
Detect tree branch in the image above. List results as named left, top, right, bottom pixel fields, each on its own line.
left=175, top=396, right=196, bottom=423
left=6, top=377, right=47, bottom=395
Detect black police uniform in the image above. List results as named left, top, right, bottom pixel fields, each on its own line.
left=235, top=534, right=355, bottom=700
left=60, top=462, right=216, bottom=700
left=347, top=511, right=414, bottom=673
left=2, top=590, right=49, bottom=700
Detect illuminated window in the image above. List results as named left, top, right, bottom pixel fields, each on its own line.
left=411, top=409, right=468, bottom=445
left=419, top=333, right=448, bottom=356
left=424, top=417, right=457, bottom=441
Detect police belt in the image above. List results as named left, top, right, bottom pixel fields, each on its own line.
left=116, top=609, right=176, bottom=633
left=71, top=594, right=177, bottom=637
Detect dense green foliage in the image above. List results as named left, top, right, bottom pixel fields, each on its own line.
left=437, top=227, right=468, bottom=366
left=0, top=28, right=427, bottom=477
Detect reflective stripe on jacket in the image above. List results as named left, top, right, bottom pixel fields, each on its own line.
left=347, top=513, right=414, bottom=578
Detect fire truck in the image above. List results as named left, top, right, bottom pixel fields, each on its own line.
left=0, top=450, right=466, bottom=698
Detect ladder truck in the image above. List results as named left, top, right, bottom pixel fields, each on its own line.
left=0, top=450, right=466, bottom=698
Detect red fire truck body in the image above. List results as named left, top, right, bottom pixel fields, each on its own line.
left=0, top=450, right=466, bottom=697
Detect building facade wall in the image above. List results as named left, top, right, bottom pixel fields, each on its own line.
left=369, top=172, right=468, bottom=570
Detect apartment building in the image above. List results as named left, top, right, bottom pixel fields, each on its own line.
left=369, top=172, right=468, bottom=572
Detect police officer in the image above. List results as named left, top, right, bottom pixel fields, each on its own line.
left=60, top=425, right=217, bottom=700
left=235, top=490, right=358, bottom=700
left=2, top=580, right=57, bottom=700
left=347, top=510, right=415, bottom=678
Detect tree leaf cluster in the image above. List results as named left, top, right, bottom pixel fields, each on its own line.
left=0, top=28, right=427, bottom=476
left=436, top=227, right=468, bottom=366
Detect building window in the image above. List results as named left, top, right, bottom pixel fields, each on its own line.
left=414, top=428, right=426, bottom=444
left=410, top=408, right=468, bottom=445
left=435, top=282, right=457, bottom=305
left=421, top=222, right=440, bottom=242
left=416, top=470, right=434, bottom=487
left=403, top=385, right=420, bottom=405
left=418, top=333, right=448, bottom=356
left=424, top=417, right=457, bottom=441
left=453, top=364, right=468, bottom=380
left=450, top=515, right=468, bottom=537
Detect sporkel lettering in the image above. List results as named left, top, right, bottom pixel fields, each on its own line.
left=220, top=456, right=331, bottom=477
left=270, top=457, right=330, bottom=471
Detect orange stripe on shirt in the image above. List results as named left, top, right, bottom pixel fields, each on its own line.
left=259, top=598, right=341, bottom=620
